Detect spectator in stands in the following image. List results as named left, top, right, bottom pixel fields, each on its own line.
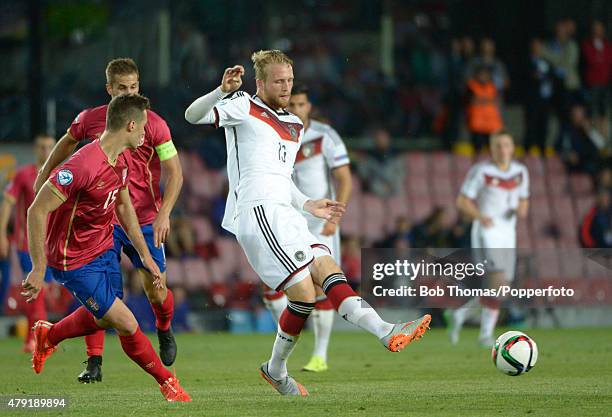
left=557, top=104, right=606, bottom=177
left=411, top=207, right=450, bottom=248
left=465, top=38, right=510, bottom=93
left=581, top=20, right=611, bottom=138
left=523, top=38, right=555, bottom=155
left=465, top=66, right=503, bottom=151
left=376, top=216, right=413, bottom=248
left=356, top=127, right=404, bottom=198
left=580, top=189, right=612, bottom=248
left=449, top=213, right=472, bottom=248
left=442, top=38, right=467, bottom=148
left=544, top=19, right=582, bottom=120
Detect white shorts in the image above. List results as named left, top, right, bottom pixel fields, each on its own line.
left=471, top=222, right=517, bottom=281
left=305, top=214, right=341, bottom=265
left=236, top=203, right=331, bottom=291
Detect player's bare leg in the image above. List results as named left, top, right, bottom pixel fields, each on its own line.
left=34, top=298, right=190, bottom=402
left=139, top=269, right=177, bottom=366
left=310, top=255, right=430, bottom=352
left=262, top=283, right=287, bottom=322
left=260, top=277, right=315, bottom=396
left=302, top=285, right=333, bottom=372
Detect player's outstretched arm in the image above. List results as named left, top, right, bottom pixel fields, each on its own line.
left=184, top=65, right=244, bottom=124
left=154, top=154, right=183, bottom=247
left=34, top=133, right=79, bottom=193
left=22, top=183, right=63, bottom=302
left=0, top=197, right=15, bottom=258
left=115, top=187, right=163, bottom=288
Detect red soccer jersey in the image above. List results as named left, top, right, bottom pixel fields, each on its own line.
left=68, top=105, right=172, bottom=225
left=4, top=164, right=37, bottom=252
left=46, top=141, right=130, bottom=271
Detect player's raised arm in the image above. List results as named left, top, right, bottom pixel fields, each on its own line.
left=184, top=65, right=245, bottom=124
left=34, top=132, right=79, bottom=193
left=115, top=187, right=163, bottom=288
left=21, top=183, right=63, bottom=302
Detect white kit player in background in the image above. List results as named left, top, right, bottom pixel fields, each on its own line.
left=260, top=83, right=353, bottom=373
left=452, top=131, right=530, bottom=347
left=185, top=50, right=430, bottom=397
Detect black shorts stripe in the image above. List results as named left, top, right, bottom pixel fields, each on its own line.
left=255, top=206, right=296, bottom=270
left=253, top=206, right=295, bottom=273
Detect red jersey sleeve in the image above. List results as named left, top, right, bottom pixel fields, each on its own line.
left=68, top=109, right=89, bottom=141
left=4, top=170, right=23, bottom=202
left=147, top=111, right=172, bottom=147
left=48, top=155, right=93, bottom=202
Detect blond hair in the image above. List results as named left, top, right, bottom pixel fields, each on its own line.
left=251, top=50, right=293, bottom=80
left=105, top=58, right=139, bottom=84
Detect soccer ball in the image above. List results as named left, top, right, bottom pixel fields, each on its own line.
left=492, top=331, right=538, bottom=376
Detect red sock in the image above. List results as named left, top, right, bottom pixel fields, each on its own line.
left=315, top=298, right=334, bottom=310
left=48, top=306, right=102, bottom=346
left=119, top=327, right=173, bottom=385
left=152, top=289, right=174, bottom=331
left=85, top=330, right=106, bottom=357
left=25, top=288, right=47, bottom=344
left=279, top=301, right=315, bottom=336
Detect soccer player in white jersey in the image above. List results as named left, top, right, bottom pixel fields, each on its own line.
left=260, top=84, right=353, bottom=373
left=452, top=131, right=529, bottom=347
left=185, top=50, right=430, bottom=396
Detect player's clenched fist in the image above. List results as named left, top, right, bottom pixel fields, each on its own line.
left=220, top=65, right=244, bottom=94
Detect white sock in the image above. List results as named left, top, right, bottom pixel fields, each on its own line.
left=453, top=297, right=479, bottom=330
left=479, top=307, right=500, bottom=341
left=268, top=327, right=299, bottom=380
left=263, top=295, right=287, bottom=323
left=338, top=296, right=393, bottom=339
left=311, top=309, right=334, bottom=361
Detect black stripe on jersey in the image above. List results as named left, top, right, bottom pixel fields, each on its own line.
left=232, top=127, right=240, bottom=182
left=254, top=205, right=297, bottom=271
left=226, top=90, right=245, bottom=100
left=253, top=206, right=296, bottom=273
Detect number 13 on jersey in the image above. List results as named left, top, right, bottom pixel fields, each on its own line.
left=278, top=142, right=287, bottom=163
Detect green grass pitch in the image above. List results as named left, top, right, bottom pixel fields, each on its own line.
left=0, top=327, right=611, bottom=416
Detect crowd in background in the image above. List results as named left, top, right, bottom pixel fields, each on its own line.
left=0, top=2, right=610, bottom=328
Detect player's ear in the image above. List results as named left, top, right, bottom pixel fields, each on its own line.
left=105, top=83, right=113, bottom=97
left=255, top=78, right=264, bottom=91
left=127, top=120, right=136, bottom=132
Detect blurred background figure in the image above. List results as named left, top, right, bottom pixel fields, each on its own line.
left=581, top=20, right=611, bottom=138
left=356, top=127, right=404, bottom=199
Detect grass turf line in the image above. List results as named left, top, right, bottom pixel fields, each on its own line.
left=0, top=328, right=611, bottom=416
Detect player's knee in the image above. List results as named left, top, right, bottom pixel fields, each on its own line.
left=310, top=255, right=342, bottom=284
left=115, top=314, right=138, bottom=336
left=145, top=286, right=167, bottom=305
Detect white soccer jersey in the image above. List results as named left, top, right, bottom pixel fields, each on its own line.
left=461, top=160, right=529, bottom=227
left=293, top=119, right=350, bottom=201
left=211, top=91, right=304, bottom=234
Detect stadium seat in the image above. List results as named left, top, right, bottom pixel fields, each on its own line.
left=529, top=171, right=547, bottom=197
left=410, top=194, right=434, bottom=223
left=342, top=192, right=362, bottom=237
left=183, top=258, right=212, bottom=290
left=406, top=174, right=430, bottom=197
left=575, top=196, right=595, bottom=220
left=386, top=195, right=410, bottom=228
left=569, top=173, right=593, bottom=195
left=191, top=216, right=216, bottom=243
left=165, top=259, right=185, bottom=287
left=544, top=155, right=565, bottom=175
left=547, top=174, right=569, bottom=196
left=361, top=193, right=388, bottom=243
left=452, top=155, right=473, bottom=189
left=430, top=151, right=451, bottom=175
left=405, top=152, right=429, bottom=176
